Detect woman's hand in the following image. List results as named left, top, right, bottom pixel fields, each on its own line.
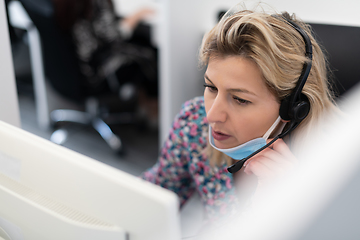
left=243, top=138, right=297, bottom=185
left=122, top=7, right=156, bottom=30
left=242, top=138, right=298, bottom=207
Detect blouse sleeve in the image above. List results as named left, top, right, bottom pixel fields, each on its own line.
left=141, top=97, right=206, bottom=206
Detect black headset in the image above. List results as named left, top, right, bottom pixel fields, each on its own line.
left=227, top=16, right=313, bottom=174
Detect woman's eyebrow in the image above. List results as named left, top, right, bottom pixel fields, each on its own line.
left=204, top=74, right=257, bottom=96
left=204, top=74, right=213, bottom=84
left=228, top=88, right=257, bottom=96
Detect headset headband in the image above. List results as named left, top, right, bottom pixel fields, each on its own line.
left=277, top=16, right=313, bottom=137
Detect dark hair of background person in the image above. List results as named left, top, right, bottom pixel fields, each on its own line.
left=53, top=0, right=114, bottom=32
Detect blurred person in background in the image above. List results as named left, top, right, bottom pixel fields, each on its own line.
left=52, top=0, right=158, bottom=126
left=141, top=5, right=338, bottom=227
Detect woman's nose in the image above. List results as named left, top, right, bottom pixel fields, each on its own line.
left=206, top=97, right=227, bottom=124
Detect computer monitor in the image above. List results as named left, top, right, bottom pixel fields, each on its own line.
left=0, top=121, right=181, bottom=240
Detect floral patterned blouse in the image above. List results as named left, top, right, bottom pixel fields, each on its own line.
left=141, top=96, right=240, bottom=221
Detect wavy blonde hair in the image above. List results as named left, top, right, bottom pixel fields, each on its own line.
left=199, top=8, right=337, bottom=166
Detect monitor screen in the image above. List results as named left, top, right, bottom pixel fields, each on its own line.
left=0, top=121, right=181, bottom=240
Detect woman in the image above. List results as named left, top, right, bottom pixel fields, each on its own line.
left=142, top=8, right=337, bottom=222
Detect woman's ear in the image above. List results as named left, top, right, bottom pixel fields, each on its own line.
left=281, top=118, right=291, bottom=123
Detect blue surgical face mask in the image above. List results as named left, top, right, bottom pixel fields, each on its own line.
left=209, top=116, right=284, bottom=160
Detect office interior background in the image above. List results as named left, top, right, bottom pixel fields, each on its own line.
left=1, top=0, right=360, bottom=237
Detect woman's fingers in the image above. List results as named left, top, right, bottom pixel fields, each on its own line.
left=243, top=139, right=297, bottom=180
left=268, top=138, right=297, bottom=163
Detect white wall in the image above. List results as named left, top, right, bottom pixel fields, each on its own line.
left=158, top=0, right=360, bottom=144
left=0, top=0, right=20, bottom=127
left=113, top=0, right=159, bottom=16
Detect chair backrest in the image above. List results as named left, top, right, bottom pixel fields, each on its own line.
left=19, top=0, right=86, bottom=102
left=310, top=23, right=360, bottom=98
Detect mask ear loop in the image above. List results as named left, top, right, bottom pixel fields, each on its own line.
left=262, top=116, right=282, bottom=140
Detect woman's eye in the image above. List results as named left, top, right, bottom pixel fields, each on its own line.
left=233, top=96, right=251, bottom=105
left=204, top=84, right=217, bottom=93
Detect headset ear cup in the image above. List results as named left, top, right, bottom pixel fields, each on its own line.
left=292, top=101, right=310, bottom=121
left=279, top=96, right=291, bottom=121
left=292, top=93, right=310, bottom=121
left=279, top=93, right=310, bottom=121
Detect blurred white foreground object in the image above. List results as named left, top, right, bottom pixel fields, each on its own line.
left=0, top=121, right=181, bottom=240
left=204, top=84, right=360, bottom=240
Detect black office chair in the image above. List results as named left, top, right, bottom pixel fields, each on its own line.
left=18, top=0, right=139, bottom=154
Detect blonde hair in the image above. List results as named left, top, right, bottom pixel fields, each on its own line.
left=199, top=8, right=337, bottom=166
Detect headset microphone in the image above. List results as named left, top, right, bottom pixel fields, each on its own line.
left=227, top=16, right=313, bottom=174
